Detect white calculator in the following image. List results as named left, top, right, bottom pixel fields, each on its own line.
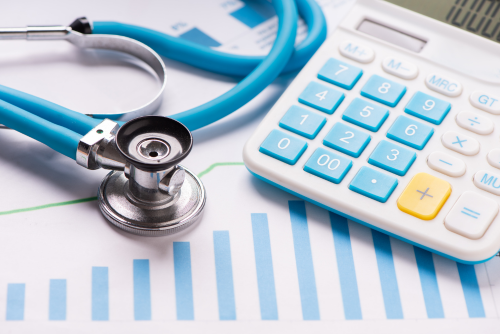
left=243, top=0, right=500, bottom=263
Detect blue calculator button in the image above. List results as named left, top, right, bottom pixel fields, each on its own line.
left=304, top=148, right=353, bottom=184
left=323, top=122, right=371, bottom=158
left=404, top=91, right=451, bottom=125
left=386, top=116, right=434, bottom=150
left=342, top=98, right=389, bottom=132
left=298, top=81, right=345, bottom=114
left=349, top=166, right=398, bottom=203
left=260, top=129, right=308, bottom=165
left=360, top=75, right=407, bottom=107
left=317, top=58, right=363, bottom=90
left=279, top=105, right=326, bottom=139
left=368, top=140, right=416, bottom=176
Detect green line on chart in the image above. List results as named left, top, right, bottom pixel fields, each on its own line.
left=0, top=162, right=245, bottom=216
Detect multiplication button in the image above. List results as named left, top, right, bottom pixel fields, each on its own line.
left=445, top=191, right=498, bottom=239
left=259, top=129, right=307, bottom=165
left=441, top=131, right=479, bottom=156
left=304, top=148, right=352, bottom=184
left=348, top=166, right=398, bottom=203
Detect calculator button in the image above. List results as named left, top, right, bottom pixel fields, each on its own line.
left=279, top=106, right=326, bottom=139
left=425, top=73, right=462, bottom=97
left=404, top=92, right=451, bottom=125
left=427, top=152, right=466, bottom=177
left=259, top=129, right=308, bottom=165
left=441, top=131, right=479, bottom=156
left=304, top=148, right=352, bottom=184
left=360, top=75, right=407, bottom=107
left=342, top=98, right=389, bottom=132
left=473, top=170, right=500, bottom=196
left=317, top=58, right=363, bottom=90
left=487, top=149, right=500, bottom=169
left=386, top=116, right=434, bottom=150
left=338, top=41, right=374, bottom=64
left=397, top=173, right=451, bottom=220
left=368, top=140, right=416, bottom=176
left=456, top=110, right=494, bottom=135
left=469, top=91, right=500, bottom=115
left=323, top=122, right=371, bottom=158
left=298, top=81, right=345, bottom=114
left=382, top=57, right=418, bottom=80
left=348, top=166, right=398, bottom=203
left=444, top=191, right=498, bottom=239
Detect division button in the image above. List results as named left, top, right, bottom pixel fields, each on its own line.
left=441, top=131, right=479, bottom=156
left=470, top=91, right=500, bottom=115
left=425, top=73, right=462, bottom=97
left=487, top=149, right=500, bottom=169
left=397, top=172, right=451, bottom=220
left=382, top=56, right=419, bottom=80
left=427, top=151, right=466, bottom=177
left=348, top=166, right=398, bottom=203
left=456, top=110, right=494, bottom=135
left=445, top=191, right=498, bottom=239
left=473, top=170, right=500, bottom=196
left=339, top=40, right=375, bottom=63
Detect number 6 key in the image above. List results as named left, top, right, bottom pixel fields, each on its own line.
left=386, top=115, right=434, bottom=150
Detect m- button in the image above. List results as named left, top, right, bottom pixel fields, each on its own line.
left=397, top=173, right=452, bottom=220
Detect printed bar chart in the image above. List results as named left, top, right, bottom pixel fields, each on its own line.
left=2, top=201, right=489, bottom=322
left=179, top=28, right=222, bottom=47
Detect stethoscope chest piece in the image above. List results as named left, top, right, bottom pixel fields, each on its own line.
left=79, top=116, right=206, bottom=236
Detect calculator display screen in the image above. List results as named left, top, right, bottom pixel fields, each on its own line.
left=385, top=0, right=500, bottom=44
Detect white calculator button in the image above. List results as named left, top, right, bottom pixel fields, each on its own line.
left=425, top=73, right=462, bottom=97
left=456, top=110, right=494, bottom=135
left=427, top=152, right=466, bottom=177
left=441, top=131, right=479, bottom=156
left=469, top=91, right=500, bottom=115
left=444, top=191, right=498, bottom=239
left=381, top=57, right=418, bottom=80
left=487, top=149, right=500, bottom=169
left=339, top=41, right=374, bottom=64
left=474, top=170, right=500, bottom=195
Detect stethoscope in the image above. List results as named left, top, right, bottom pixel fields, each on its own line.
left=0, top=0, right=326, bottom=235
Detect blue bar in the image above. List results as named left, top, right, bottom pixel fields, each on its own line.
left=213, top=231, right=237, bottom=320
left=413, top=247, right=444, bottom=318
left=288, top=201, right=320, bottom=320
left=230, top=5, right=267, bottom=28
left=6, top=283, right=25, bottom=321
left=133, top=259, right=152, bottom=321
left=329, top=212, right=362, bottom=320
left=251, top=213, right=279, bottom=320
left=92, top=267, right=109, bottom=321
left=456, top=263, right=485, bottom=318
left=49, top=279, right=66, bottom=321
left=174, top=242, right=194, bottom=320
left=371, top=230, right=403, bottom=319
left=179, top=28, right=221, bottom=47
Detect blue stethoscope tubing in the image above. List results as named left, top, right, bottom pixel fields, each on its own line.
left=0, top=0, right=326, bottom=159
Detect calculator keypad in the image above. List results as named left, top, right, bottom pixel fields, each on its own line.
left=368, top=140, right=416, bottom=176
left=386, top=116, right=434, bottom=150
left=317, top=58, right=363, bottom=90
left=360, top=74, right=407, bottom=107
left=349, top=166, right=398, bottom=203
left=279, top=106, right=326, bottom=139
left=441, top=131, right=480, bottom=156
left=342, top=98, right=389, bottom=132
left=298, top=81, right=345, bottom=114
left=427, top=151, right=466, bottom=177
left=304, top=148, right=352, bottom=184
left=456, top=110, right=494, bottom=135
left=404, top=91, right=451, bottom=125
left=259, top=129, right=307, bottom=165
left=323, top=122, right=371, bottom=158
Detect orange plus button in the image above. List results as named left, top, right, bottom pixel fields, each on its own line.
left=397, top=173, right=451, bottom=220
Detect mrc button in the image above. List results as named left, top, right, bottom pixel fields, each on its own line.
left=425, top=73, right=462, bottom=97
left=474, top=170, right=500, bottom=196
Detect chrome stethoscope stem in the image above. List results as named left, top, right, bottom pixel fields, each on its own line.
left=0, top=26, right=71, bottom=40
